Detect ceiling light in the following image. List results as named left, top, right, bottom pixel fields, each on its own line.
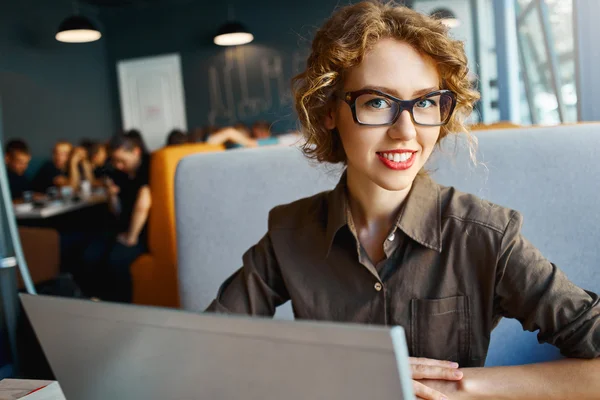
left=56, top=1, right=101, bottom=44
left=214, top=21, right=254, bottom=46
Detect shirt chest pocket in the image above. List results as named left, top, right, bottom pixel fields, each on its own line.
left=410, top=296, right=471, bottom=366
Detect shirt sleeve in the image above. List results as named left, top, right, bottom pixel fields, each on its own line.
left=205, top=232, right=290, bottom=316
left=495, top=211, right=600, bottom=358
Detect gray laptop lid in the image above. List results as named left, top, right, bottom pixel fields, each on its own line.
left=21, top=294, right=415, bottom=400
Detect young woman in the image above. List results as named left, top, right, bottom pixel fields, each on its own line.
left=207, top=2, right=599, bottom=399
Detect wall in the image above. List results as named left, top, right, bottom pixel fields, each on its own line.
left=102, top=0, right=346, bottom=134
left=0, top=0, right=117, bottom=158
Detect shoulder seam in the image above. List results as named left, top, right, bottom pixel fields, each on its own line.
left=443, top=214, right=506, bottom=235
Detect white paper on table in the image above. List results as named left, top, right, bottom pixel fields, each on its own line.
left=0, top=380, right=65, bottom=400
left=21, top=382, right=65, bottom=400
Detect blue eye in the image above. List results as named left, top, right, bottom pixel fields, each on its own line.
left=415, top=99, right=436, bottom=109
left=365, top=98, right=391, bottom=109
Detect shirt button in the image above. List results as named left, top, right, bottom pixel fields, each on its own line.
left=374, top=282, right=383, bottom=292
left=387, top=233, right=395, bottom=241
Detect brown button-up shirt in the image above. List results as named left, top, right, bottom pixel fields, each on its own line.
left=207, top=174, right=600, bottom=367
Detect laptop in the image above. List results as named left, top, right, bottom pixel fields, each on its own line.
left=20, top=294, right=415, bottom=400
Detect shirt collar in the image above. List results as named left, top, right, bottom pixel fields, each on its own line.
left=397, top=174, right=442, bottom=252
left=323, top=172, right=442, bottom=257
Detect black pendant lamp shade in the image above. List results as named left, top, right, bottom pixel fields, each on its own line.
left=56, top=15, right=102, bottom=43
left=213, top=21, right=254, bottom=46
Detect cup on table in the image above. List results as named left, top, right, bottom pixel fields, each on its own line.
left=22, top=191, right=33, bottom=203
left=60, top=186, right=73, bottom=201
left=80, top=180, right=92, bottom=198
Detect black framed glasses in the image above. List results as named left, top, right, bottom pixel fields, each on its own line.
left=342, top=89, right=457, bottom=127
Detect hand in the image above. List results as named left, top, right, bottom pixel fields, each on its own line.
left=81, top=159, right=92, bottom=171
left=117, top=233, right=138, bottom=247
left=71, top=147, right=87, bottom=164
left=104, top=178, right=120, bottom=196
left=53, top=176, right=69, bottom=187
left=409, top=357, right=463, bottom=400
left=107, top=184, right=120, bottom=196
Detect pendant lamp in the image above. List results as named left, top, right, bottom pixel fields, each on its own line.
left=56, top=1, right=101, bottom=43
left=213, top=5, right=253, bottom=46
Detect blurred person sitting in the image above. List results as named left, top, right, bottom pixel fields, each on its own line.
left=66, top=146, right=91, bottom=191
left=124, top=129, right=148, bottom=154
left=251, top=121, right=272, bottom=139
left=32, top=140, right=73, bottom=192
left=4, top=139, right=32, bottom=200
left=252, top=120, right=280, bottom=146
left=87, top=141, right=109, bottom=179
left=166, top=129, right=188, bottom=146
left=80, top=140, right=109, bottom=186
left=82, top=132, right=151, bottom=303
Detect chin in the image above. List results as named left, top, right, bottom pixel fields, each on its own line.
left=371, top=173, right=417, bottom=192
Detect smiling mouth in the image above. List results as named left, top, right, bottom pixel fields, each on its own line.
left=376, top=151, right=417, bottom=171
left=377, top=151, right=415, bottom=163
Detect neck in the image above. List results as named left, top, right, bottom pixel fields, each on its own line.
left=129, top=157, right=142, bottom=178
left=345, top=166, right=411, bottom=232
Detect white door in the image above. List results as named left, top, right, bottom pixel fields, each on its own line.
left=117, top=53, right=187, bottom=151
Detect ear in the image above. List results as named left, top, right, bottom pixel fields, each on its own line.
left=324, top=102, right=337, bottom=130
left=4, top=154, right=9, bottom=164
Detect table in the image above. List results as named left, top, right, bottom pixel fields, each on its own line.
left=14, top=194, right=107, bottom=220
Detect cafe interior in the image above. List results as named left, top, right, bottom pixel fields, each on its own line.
left=0, top=0, right=598, bottom=397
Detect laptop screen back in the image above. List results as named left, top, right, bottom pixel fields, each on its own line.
left=21, top=294, right=415, bottom=400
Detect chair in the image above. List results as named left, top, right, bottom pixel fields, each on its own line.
left=175, top=146, right=340, bottom=318
left=131, top=143, right=224, bottom=307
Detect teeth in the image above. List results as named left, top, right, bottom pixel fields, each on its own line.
left=382, top=152, right=413, bottom=162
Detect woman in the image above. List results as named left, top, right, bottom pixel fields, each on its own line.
left=207, top=2, right=599, bottom=399
left=86, top=142, right=108, bottom=175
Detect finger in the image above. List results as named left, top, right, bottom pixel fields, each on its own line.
left=411, top=364, right=463, bottom=381
left=409, top=357, right=459, bottom=368
left=413, top=380, right=449, bottom=400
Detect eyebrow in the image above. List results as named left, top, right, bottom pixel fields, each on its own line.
left=359, top=85, right=440, bottom=99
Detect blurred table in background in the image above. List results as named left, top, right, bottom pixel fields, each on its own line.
left=14, top=194, right=107, bottom=220
left=14, top=194, right=113, bottom=233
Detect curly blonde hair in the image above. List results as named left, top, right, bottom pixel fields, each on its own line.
left=292, top=0, right=480, bottom=164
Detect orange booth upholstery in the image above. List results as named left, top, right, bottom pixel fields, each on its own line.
left=131, top=143, right=224, bottom=307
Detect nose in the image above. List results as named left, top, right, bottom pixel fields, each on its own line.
left=387, top=109, right=417, bottom=141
